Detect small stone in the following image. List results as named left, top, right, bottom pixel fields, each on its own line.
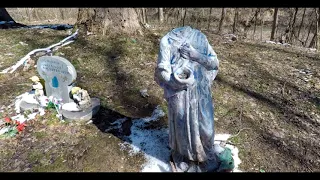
left=140, top=89, right=149, bottom=98
left=19, top=41, right=28, bottom=46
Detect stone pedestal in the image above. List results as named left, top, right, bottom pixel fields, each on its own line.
left=171, top=151, right=219, bottom=172
left=61, top=98, right=100, bottom=122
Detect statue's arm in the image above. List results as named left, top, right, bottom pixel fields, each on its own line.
left=191, top=43, right=219, bottom=71
left=155, top=38, right=188, bottom=90
left=180, top=40, right=219, bottom=71
left=204, top=44, right=219, bottom=81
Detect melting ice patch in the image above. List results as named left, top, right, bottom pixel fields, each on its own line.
left=119, top=106, right=242, bottom=172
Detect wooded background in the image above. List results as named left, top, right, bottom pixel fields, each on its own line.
left=3, top=8, right=320, bottom=49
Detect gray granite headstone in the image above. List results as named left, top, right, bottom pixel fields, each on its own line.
left=37, top=56, right=76, bottom=103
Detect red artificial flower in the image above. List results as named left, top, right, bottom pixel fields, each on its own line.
left=4, top=117, right=11, bottom=123
left=17, top=123, right=26, bottom=132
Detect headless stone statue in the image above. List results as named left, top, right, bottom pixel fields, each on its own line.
left=155, top=26, right=232, bottom=172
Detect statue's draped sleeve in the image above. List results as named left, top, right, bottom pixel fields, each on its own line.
left=204, top=41, right=219, bottom=85
left=155, top=35, right=186, bottom=91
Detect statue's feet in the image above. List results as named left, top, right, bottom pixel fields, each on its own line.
left=197, top=156, right=219, bottom=172
left=171, top=151, right=190, bottom=172
left=170, top=145, right=234, bottom=172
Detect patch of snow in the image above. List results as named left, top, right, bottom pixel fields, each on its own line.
left=214, top=134, right=231, bottom=141
left=119, top=106, right=242, bottom=172
left=226, top=144, right=242, bottom=172
left=5, top=53, right=14, bottom=56
left=39, top=108, right=45, bottom=116
left=19, top=42, right=28, bottom=46
left=11, top=112, right=38, bottom=124
left=265, top=40, right=276, bottom=44
left=38, top=96, right=49, bottom=107
left=309, top=48, right=317, bottom=52
left=22, top=94, right=39, bottom=105
left=0, top=127, right=10, bottom=135
left=62, top=102, right=80, bottom=112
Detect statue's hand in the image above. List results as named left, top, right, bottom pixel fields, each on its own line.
left=172, top=67, right=195, bottom=90
left=179, top=43, right=200, bottom=61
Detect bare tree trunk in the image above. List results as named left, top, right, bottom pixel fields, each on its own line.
left=270, top=8, right=279, bottom=41
left=289, top=8, right=299, bottom=43
left=76, top=8, right=141, bottom=35
left=310, top=8, right=319, bottom=49
left=305, top=20, right=314, bottom=47
left=309, top=31, right=316, bottom=48
left=217, top=8, right=226, bottom=34
left=232, top=8, right=239, bottom=34
left=60, top=8, right=65, bottom=20
left=183, top=8, right=187, bottom=26
left=297, top=8, right=306, bottom=40
left=176, top=8, right=180, bottom=26
left=208, top=8, right=212, bottom=31
left=32, top=8, right=40, bottom=21
left=243, top=8, right=256, bottom=38
left=260, top=13, right=264, bottom=41
left=145, top=9, right=148, bottom=24
left=309, top=8, right=319, bottom=48
left=201, top=8, right=205, bottom=28
left=26, top=8, right=31, bottom=22
left=318, top=8, right=320, bottom=50
left=158, top=8, right=164, bottom=23
left=142, top=8, right=146, bottom=24
left=135, top=8, right=142, bottom=23
left=252, top=8, right=260, bottom=40
left=196, top=10, right=200, bottom=29
left=285, top=8, right=295, bottom=43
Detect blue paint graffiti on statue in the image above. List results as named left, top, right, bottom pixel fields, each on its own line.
left=52, top=76, right=59, bottom=88
left=155, top=26, right=220, bottom=172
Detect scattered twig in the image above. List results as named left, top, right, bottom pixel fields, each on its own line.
left=282, top=82, right=286, bottom=97
left=226, top=141, right=241, bottom=146
left=86, top=120, right=93, bottom=125
left=96, top=69, right=105, bottom=76
left=16, top=83, right=30, bottom=86
left=239, top=103, right=243, bottom=128
left=230, top=128, right=251, bottom=139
